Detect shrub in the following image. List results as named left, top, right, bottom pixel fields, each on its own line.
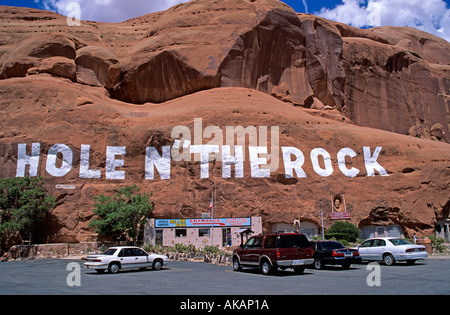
left=174, top=243, right=196, bottom=253
left=326, top=221, right=360, bottom=243
left=429, top=235, right=446, bottom=253
left=200, top=245, right=225, bottom=256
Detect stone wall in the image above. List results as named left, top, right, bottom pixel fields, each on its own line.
left=1, top=242, right=234, bottom=266
left=2, top=241, right=131, bottom=260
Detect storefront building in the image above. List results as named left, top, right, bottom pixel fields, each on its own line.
left=270, top=221, right=320, bottom=238
left=435, top=218, right=450, bottom=242
left=144, top=217, right=262, bottom=249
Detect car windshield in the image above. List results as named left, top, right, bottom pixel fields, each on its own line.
left=102, top=248, right=117, bottom=255
left=389, top=239, right=411, bottom=246
left=321, top=241, right=345, bottom=250
left=278, top=234, right=310, bottom=248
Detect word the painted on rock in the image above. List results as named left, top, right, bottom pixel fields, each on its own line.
left=15, top=143, right=389, bottom=180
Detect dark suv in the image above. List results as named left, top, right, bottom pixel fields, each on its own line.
left=232, top=232, right=314, bottom=275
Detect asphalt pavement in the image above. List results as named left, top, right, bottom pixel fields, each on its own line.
left=0, top=256, right=449, bottom=296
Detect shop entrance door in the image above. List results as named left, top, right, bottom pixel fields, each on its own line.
left=155, top=230, right=163, bottom=246
left=222, top=228, right=231, bottom=247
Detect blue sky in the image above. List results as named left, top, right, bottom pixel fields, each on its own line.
left=0, top=0, right=344, bottom=13
left=1, top=0, right=449, bottom=41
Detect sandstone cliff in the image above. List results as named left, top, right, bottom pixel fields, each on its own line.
left=0, top=0, right=449, bottom=243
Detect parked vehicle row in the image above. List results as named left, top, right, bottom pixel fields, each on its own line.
left=83, top=235, right=428, bottom=275
left=232, top=233, right=428, bottom=275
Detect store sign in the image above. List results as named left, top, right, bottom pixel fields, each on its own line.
left=329, top=212, right=351, bottom=220
left=155, top=217, right=251, bottom=228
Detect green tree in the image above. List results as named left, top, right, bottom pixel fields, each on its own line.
left=0, top=177, right=55, bottom=247
left=89, top=185, right=153, bottom=244
left=325, top=221, right=360, bottom=243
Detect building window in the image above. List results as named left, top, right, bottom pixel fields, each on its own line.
left=300, top=228, right=315, bottom=238
left=386, top=225, right=402, bottom=238
left=175, top=229, right=187, bottom=237
left=199, top=229, right=210, bottom=237
left=361, top=225, right=403, bottom=239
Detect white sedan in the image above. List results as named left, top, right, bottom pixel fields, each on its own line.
left=357, top=237, right=428, bottom=265
left=84, top=246, right=168, bottom=274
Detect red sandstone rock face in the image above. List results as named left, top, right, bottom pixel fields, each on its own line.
left=0, top=1, right=449, bottom=243
left=1, top=2, right=448, bottom=142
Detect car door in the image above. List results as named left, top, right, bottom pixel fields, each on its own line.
left=248, top=236, right=264, bottom=264
left=134, top=248, right=151, bottom=269
left=241, top=236, right=263, bottom=265
left=118, top=248, right=137, bottom=269
left=358, top=240, right=373, bottom=260
left=370, top=239, right=386, bottom=261
left=239, top=237, right=254, bottom=264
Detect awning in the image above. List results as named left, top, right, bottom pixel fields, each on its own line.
left=236, top=228, right=254, bottom=235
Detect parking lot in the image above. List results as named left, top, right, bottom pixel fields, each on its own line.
left=0, top=257, right=449, bottom=296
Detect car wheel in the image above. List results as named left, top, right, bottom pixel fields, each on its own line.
left=152, top=259, right=163, bottom=270
left=261, top=260, right=272, bottom=275
left=108, top=262, right=120, bottom=274
left=341, top=263, right=351, bottom=269
left=313, top=258, right=323, bottom=270
left=233, top=257, right=242, bottom=271
left=383, top=253, right=395, bottom=266
left=293, top=266, right=305, bottom=274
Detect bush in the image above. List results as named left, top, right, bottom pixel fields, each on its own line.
left=326, top=221, right=360, bottom=243
left=200, top=245, right=225, bottom=256
left=325, top=233, right=348, bottom=240
left=429, top=235, right=446, bottom=253
left=174, top=243, right=196, bottom=253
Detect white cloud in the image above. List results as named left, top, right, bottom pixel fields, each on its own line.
left=302, top=0, right=309, bottom=14
left=38, top=0, right=187, bottom=22
left=316, top=0, right=450, bottom=42
left=36, top=0, right=450, bottom=41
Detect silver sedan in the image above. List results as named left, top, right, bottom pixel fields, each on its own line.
left=84, top=246, right=168, bottom=273
left=357, top=237, right=428, bottom=265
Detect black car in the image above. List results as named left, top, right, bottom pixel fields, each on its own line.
left=309, top=240, right=362, bottom=269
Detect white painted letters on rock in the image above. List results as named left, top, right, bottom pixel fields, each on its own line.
left=14, top=143, right=389, bottom=180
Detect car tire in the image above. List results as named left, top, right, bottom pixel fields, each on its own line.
left=108, top=262, right=120, bottom=274
left=261, top=260, right=272, bottom=275
left=341, top=263, right=351, bottom=269
left=293, top=266, right=305, bottom=274
left=233, top=257, right=242, bottom=271
left=152, top=259, right=163, bottom=270
left=313, top=258, right=323, bottom=270
left=383, top=253, right=395, bottom=266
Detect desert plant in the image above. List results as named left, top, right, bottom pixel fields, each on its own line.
left=429, top=235, right=446, bottom=253
left=174, top=243, right=196, bottom=253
